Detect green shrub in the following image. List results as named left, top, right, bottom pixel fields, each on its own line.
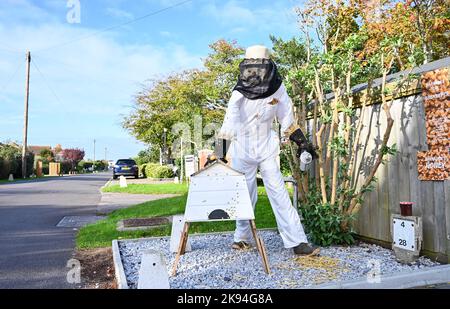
left=78, top=160, right=93, bottom=171
left=299, top=185, right=355, bottom=246
left=145, top=163, right=174, bottom=179
left=60, top=161, right=72, bottom=174
left=0, top=144, right=34, bottom=179
left=93, top=160, right=107, bottom=171
left=139, top=164, right=148, bottom=178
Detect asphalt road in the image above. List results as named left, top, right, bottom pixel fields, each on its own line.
left=0, top=173, right=110, bottom=289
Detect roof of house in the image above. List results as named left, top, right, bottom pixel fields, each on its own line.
left=28, top=146, right=52, bottom=155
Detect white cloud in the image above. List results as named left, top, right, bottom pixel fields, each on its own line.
left=0, top=0, right=202, bottom=159
left=203, top=0, right=298, bottom=36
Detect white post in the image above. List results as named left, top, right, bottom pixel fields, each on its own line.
left=137, top=250, right=170, bottom=289
left=180, top=137, right=184, bottom=183
left=119, top=175, right=127, bottom=188
left=170, top=215, right=191, bottom=253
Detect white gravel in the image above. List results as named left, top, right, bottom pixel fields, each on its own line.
left=118, top=230, right=440, bottom=289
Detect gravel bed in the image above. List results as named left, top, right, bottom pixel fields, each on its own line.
left=118, top=230, right=440, bottom=289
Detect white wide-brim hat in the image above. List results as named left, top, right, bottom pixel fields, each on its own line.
left=244, top=45, right=271, bottom=59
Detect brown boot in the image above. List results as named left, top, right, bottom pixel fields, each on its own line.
left=232, top=241, right=251, bottom=250
left=293, top=243, right=320, bottom=256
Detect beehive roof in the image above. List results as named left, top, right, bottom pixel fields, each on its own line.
left=190, top=160, right=243, bottom=177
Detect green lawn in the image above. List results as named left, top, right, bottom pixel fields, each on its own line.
left=102, top=183, right=189, bottom=195
left=76, top=193, right=277, bottom=249
left=78, top=182, right=295, bottom=249
left=102, top=183, right=290, bottom=196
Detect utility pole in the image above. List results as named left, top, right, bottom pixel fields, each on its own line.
left=21, top=51, right=31, bottom=179
left=104, top=147, right=107, bottom=161
left=93, top=139, right=96, bottom=162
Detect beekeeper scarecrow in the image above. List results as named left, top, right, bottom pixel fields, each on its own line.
left=218, top=45, right=318, bottom=255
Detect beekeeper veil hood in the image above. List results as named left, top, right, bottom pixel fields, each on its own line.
left=233, top=45, right=283, bottom=100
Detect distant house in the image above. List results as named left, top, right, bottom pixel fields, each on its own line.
left=29, top=144, right=65, bottom=162
left=28, top=146, right=52, bottom=156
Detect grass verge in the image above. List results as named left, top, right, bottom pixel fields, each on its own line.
left=76, top=194, right=277, bottom=249
left=101, top=183, right=291, bottom=196
left=102, top=183, right=189, bottom=195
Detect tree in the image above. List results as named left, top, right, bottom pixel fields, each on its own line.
left=134, top=147, right=160, bottom=165
left=357, top=0, right=449, bottom=67
left=39, top=149, right=54, bottom=163
left=123, top=40, right=244, bottom=155
left=62, top=148, right=85, bottom=172
left=288, top=0, right=421, bottom=238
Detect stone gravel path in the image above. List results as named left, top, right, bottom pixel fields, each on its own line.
left=119, top=230, right=440, bottom=289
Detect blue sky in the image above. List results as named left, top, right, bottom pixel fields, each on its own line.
left=0, top=0, right=303, bottom=161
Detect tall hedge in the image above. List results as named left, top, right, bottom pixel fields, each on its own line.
left=144, top=163, right=174, bottom=179
left=0, top=144, right=34, bottom=179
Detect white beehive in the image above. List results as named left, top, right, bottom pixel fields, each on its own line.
left=184, top=161, right=255, bottom=223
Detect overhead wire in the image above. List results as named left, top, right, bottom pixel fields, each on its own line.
left=31, top=58, right=64, bottom=106
left=35, top=0, right=194, bottom=54
left=0, top=58, right=23, bottom=99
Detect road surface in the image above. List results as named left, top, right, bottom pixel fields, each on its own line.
left=0, top=173, right=110, bottom=289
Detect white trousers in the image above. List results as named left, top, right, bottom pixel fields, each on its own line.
left=232, top=156, right=308, bottom=248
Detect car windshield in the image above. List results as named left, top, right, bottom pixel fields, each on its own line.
left=116, top=160, right=136, bottom=165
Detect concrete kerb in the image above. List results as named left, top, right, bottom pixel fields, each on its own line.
left=100, top=177, right=113, bottom=192
left=111, top=229, right=278, bottom=289
left=112, top=229, right=450, bottom=289
left=310, top=264, right=450, bottom=289
left=112, top=239, right=129, bottom=289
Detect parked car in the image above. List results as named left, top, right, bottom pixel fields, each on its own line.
left=113, top=159, right=138, bottom=179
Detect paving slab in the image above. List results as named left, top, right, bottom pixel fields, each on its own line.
left=97, top=192, right=179, bottom=214
left=56, top=215, right=105, bottom=228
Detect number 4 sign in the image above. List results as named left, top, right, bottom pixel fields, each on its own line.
left=393, top=219, right=415, bottom=251
left=391, top=214, right=423, bottom=264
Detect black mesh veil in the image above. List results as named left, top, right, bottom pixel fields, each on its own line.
left=233, top=58, right=283, bottom=100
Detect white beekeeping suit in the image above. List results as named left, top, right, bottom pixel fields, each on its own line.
left=218, top=45, right=313, bottom=251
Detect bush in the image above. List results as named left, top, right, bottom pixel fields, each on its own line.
left=0, top=144, right=34, bottom=179
left=60, top=161, right=72, bottom=174
left=93, top=160, right=107, bottom=171
left=145, top=163, right=174, bottom=179
left=299, top=185, right=355, bottom=246
left=139, top=164, right=148, bottom=178
left=134, top=147, right=160, bottom=165
left=78, top=160, right=93, bottom=171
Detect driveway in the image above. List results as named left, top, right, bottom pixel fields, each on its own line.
left=0, top=173, right=110, bottom=289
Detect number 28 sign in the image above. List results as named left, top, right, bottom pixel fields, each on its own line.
left=392, top=219, right=416, bottom=251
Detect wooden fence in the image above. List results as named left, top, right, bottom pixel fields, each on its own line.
left=306, top=57, right=450, bottom=262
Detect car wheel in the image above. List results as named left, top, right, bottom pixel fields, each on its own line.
left=135, top=174, right=139, bottom=179
left=113, top=174, right=118, bottom=180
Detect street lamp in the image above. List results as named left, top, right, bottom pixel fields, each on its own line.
left=179, top=137, right=198, bottom=183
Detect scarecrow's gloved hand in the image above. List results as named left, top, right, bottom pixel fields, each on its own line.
left=288, top=128, right=318, bottom=160
left=217, top=127, right=236, bottom=141
left=204, top=154, right=228, bottom=168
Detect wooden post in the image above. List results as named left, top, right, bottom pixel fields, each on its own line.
left=171, top=222, right=190, bottom=276
left=21, top=51, right=31, bottom=179
left=36, top=161, right=43, bottom=177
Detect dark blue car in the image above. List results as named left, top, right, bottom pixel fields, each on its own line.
left=113, top=159, right=138, bottom=179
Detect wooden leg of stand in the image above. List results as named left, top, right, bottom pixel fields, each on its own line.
left=249, top=220, right=270, bottom=274
left=171, top=222, right=190, bottom=276
left=179, top=222, right=190, bottom=255
left=258, top=236, right=270, bottom=274
left=250, top=220, right=262, bottom=255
